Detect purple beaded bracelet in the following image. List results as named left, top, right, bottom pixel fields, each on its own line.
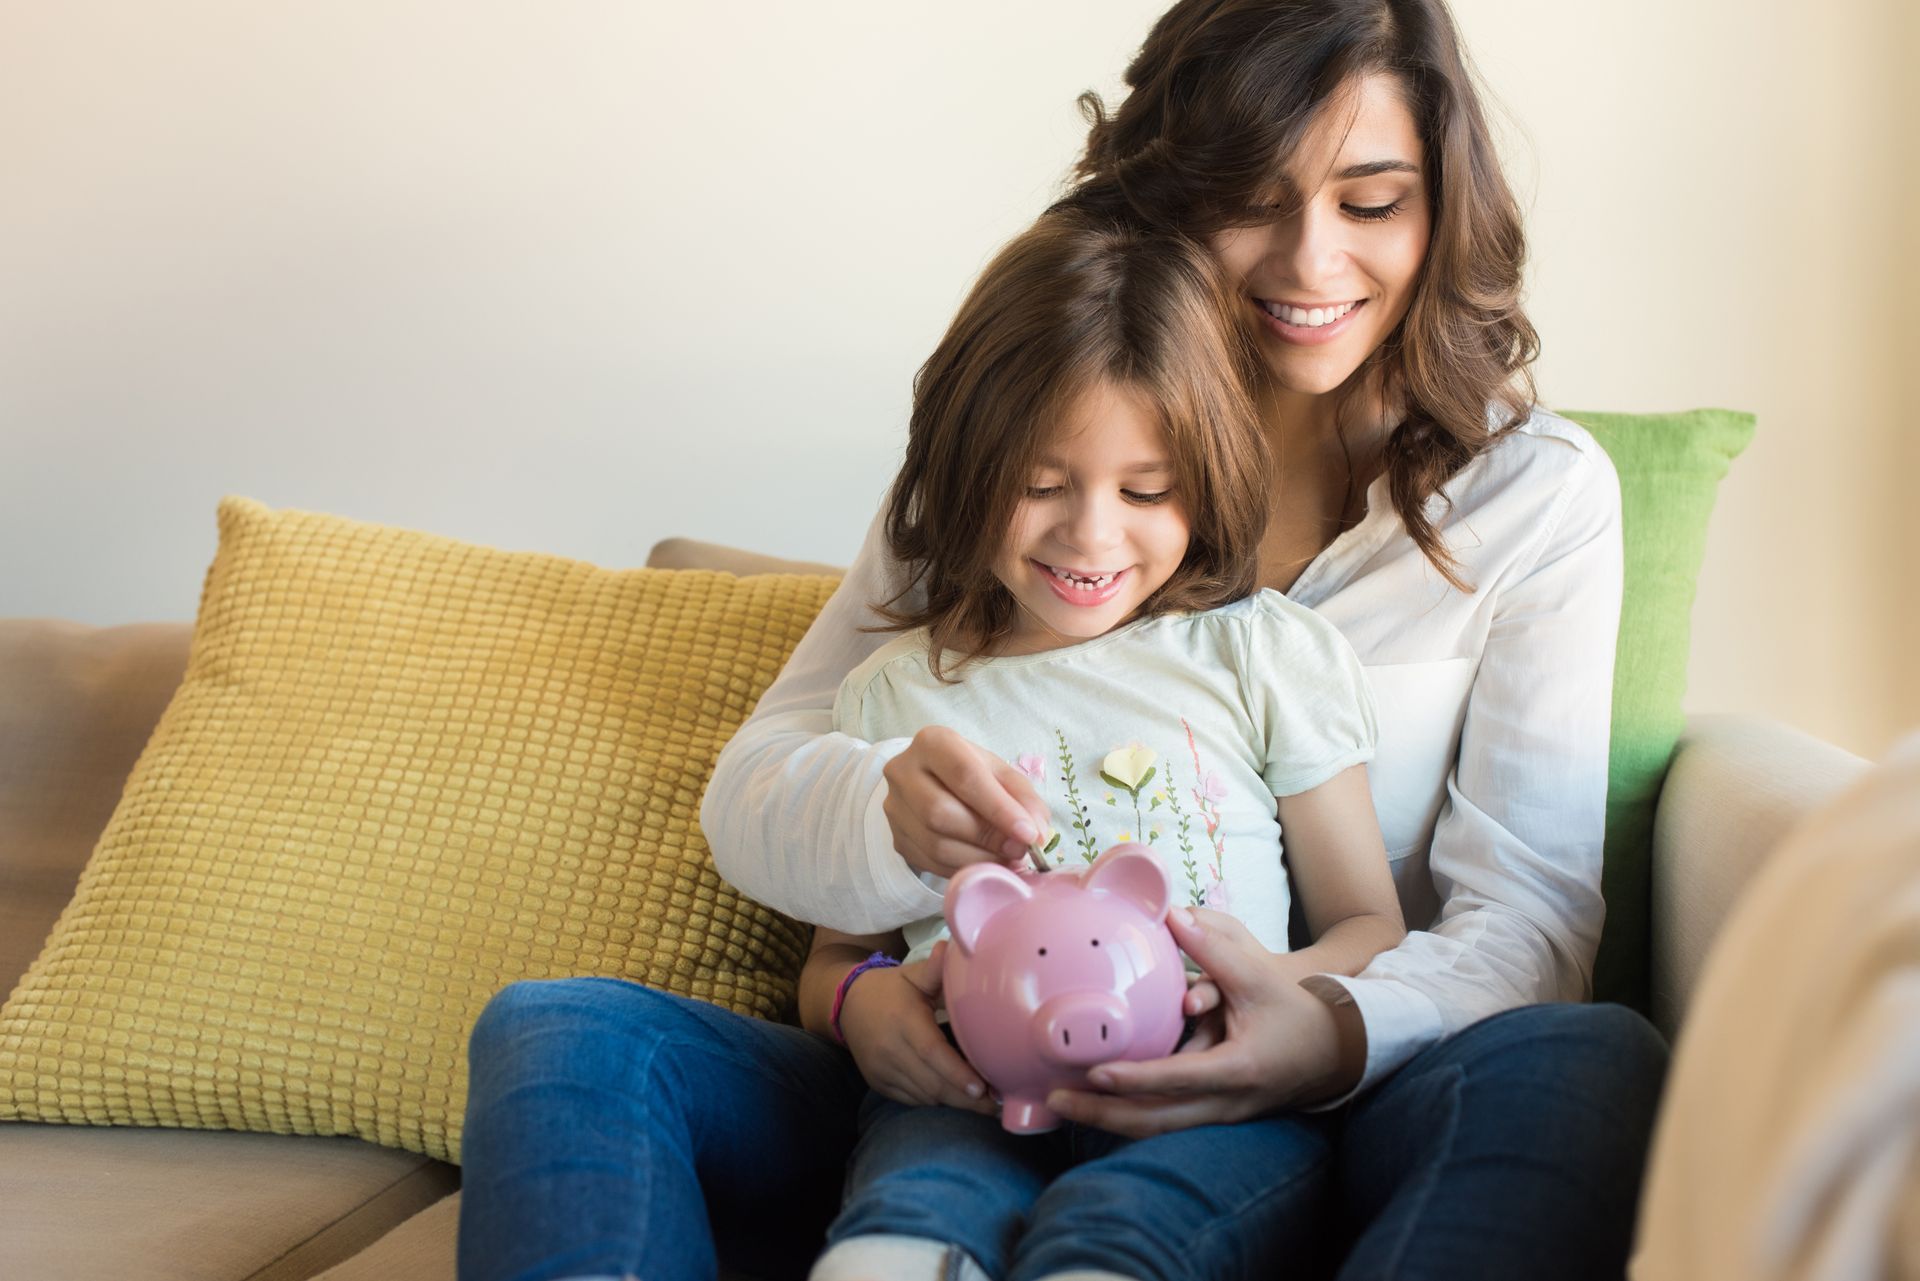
left=830, top=951, right=901, bottom=1045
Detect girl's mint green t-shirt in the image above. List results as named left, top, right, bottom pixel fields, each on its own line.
left=832, top=588, right=1378, bottom=963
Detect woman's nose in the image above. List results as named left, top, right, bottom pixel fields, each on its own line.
left=1270, top=202, right=1344, bottom=287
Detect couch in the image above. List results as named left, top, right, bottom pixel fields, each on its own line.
left=0, top=535, right=1872, bottom=1280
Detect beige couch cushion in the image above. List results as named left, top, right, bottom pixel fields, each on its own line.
left=319, top=1188, right=769, bottom=1281
left=0, top=1122, right=457, bottom=1281
left=1650, top=714, right=1869, bottom=1036
left=0, top=620, right=191, bottom=998
left=312, top=1192, right=460, bottom=1281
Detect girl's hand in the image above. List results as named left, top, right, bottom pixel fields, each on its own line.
left=1184, top=970, right=1223, bottom=1020
left=882, top=726, right=1052, bottom=879
left=1045, top=908, right=1364, bottom=1138
left=1175, top=971, right=1226, bottom=1055
left=838, top=940, right=997, bottom=1115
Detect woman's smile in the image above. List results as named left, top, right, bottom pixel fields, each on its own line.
left=1209, top=73, right=1431, bottom=397
left=1255, top=297, right=1369, bottom=346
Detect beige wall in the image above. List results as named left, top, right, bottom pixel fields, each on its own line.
left=1464, top=0, right=1919, bottom=756
left=1, top=2, right=1913, bottom=754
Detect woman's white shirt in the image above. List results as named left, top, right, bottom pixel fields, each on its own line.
left=702, top=407, right=1623, bottom=1100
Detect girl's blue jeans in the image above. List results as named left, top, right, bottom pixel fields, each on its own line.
left=457, top=978, right=1667, bottom=1281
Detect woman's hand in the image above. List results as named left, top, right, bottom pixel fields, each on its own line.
left=838, top=940, right=997, bottom=1115
left=1045, top=908, right=1367, bottom=1138
left=882, top=726, right=1052, bottom=879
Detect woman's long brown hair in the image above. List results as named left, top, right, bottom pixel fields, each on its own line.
left=1061, top=0, right=1539, bottom=590
left=872, top=208, right=1272, bottom=681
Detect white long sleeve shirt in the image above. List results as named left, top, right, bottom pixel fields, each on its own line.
left=702, top=406, right=1622, bottom=1097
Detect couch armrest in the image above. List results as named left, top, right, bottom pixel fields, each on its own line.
left=644, top=538, right=842, bottom=577
left=1649, top=713, right=1869, bottom=1037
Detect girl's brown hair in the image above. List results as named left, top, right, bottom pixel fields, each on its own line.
left=874, top=208, right=1272, bottom=680
left=1062, top=0, right=1538, bottom=590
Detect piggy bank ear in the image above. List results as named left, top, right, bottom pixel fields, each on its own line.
left=944, top=864, right=1034, bottom=956
left=1085, top=842, right=1172, bottom=922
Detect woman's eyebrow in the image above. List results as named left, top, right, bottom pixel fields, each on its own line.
left=1335, top=159, right=1421, bottom=179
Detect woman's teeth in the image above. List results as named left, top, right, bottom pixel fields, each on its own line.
left=1261, top=299, right=1358, bottom=328
left=1046, top=564, right=1117, bottom=590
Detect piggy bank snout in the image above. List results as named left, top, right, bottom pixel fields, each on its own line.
left=1034, top=991, right=1133, bottom=1067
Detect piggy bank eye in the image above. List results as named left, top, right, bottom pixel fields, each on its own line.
left=1091, top=939, right=1100, bottom=947
left=1038, top=947, right=1048, bottom=956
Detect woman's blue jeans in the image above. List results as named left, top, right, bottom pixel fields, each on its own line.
left=457, top=979, right=1667, bottom=1281
left=458, top=978, right=867, bottom=1281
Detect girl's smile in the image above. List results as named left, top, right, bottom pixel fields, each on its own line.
left=991, top=381, right=1191, bottom=656
left=1029, top=561, right=1131, bottom=607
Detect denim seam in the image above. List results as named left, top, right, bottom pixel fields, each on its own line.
left=1370, top=1062, right=1465, bottom=1279
left=609, top=1029, right=673, bottom=1281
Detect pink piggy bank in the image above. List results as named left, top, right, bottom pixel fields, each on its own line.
left=941, top=842, right=1187, bottom=1134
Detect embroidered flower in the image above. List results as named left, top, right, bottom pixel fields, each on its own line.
left=1101, top=743, right=1157, bottom=790
left=1204, top=880, right=1233, bottom=912
left=1015, top=753, right=1047, bottom=783
left=1201, top=771, right=1228, bottom=804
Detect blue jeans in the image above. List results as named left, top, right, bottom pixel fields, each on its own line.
left=459, top=982, right=1666, bottom=1281
left=458, top=979, right=866, bottom=1281
left=827, top=1092, right=1338, bottom=1280
left=1331, top=1001, right=1667, bottom=1280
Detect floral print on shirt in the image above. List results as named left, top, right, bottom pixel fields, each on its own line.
left=1026, top=718, right=1231, bottom=908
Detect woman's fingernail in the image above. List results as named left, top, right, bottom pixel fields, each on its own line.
left=1171, top=907, right=1196, bottom=929
left=966, top=1082, right=983, bottom=1098
left=1002, top=837, right=1028, bottom=858
left=1014, top=822, right=1039, bottom=843
left=1087, top=1069, right=1112, bottom=1090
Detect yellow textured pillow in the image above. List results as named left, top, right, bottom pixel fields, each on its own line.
left=0, top=497, right=841, bottom=1162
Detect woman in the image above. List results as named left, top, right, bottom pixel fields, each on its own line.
left=460, top=2, right=1668, bottom=1278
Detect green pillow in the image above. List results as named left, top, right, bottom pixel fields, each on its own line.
left=1562, top=408, right=1756, bottom=1011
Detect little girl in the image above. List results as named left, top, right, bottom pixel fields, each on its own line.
left=796, top=208, right=1406, bottom=1281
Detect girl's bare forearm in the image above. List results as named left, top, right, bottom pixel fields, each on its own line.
left=1283, top=911, right=1405, bottom=981
left=798, top=925, right=904, bottom=1037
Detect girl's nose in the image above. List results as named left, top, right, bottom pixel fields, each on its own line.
left=1060, top=493, right=1124, bottom=553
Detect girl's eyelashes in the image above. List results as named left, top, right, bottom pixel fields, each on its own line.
left=1022, top=485, right=1173, bottom=505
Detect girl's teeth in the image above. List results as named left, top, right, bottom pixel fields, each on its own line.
left=1265, top=300, right=1357, bottom=328
left=1047, top=565, right=1116, bottom=589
